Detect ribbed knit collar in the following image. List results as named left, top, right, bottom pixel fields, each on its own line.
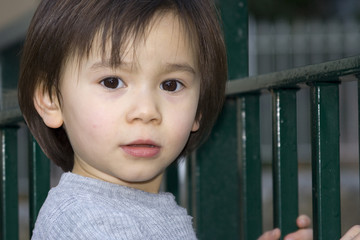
left=59, top=172, right=179, bottom=209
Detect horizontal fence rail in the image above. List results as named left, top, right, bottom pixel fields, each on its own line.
left=0, top=90, right=22, bottom=125
left=226, top=55, right=360, bottom=95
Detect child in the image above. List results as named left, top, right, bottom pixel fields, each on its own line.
left=18, top=0, right=314, bottom=239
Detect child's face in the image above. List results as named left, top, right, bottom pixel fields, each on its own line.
left=54, top=13, right=200, bottom=192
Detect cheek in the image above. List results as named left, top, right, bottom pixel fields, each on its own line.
left=62, top=99, right=114, bottom=143
left=166, top=103, right=198, bottom=138
left=64, top=110, right=116, bottom=161
left=81, top=110, right=116, bottom=138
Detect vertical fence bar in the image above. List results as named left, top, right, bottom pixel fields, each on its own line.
left=186, top=155, right=194, bottom=216
left=310, top=82, right=341, bottom=239
left=218, top=0, right=249, bottom=79
left=166, top=163, right=179, bottom=203
left=0, top=126, right=19, bottom=240
left=29, top=135, right=50, bottom=236
left=238, top=93, right=262, bottom=239
left=1, top=42, right=21, bottom=240
left=191, top=0, right=248, bottom=239
left=271, top=88, right=299, bottom=239
left=193, top=98, right=239, bottom=239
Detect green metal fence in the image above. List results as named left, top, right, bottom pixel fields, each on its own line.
left=1, top=0, right=360, bottom=239
left=0, top=42, right=50, bottom=240
left=224, top=56, right=360, bottom=240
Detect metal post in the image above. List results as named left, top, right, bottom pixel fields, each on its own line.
left=0, top=126, right=19, bottom=240
left=238, top=93, right=262, bottom=239
left=271, top=88, right=299, bottom=239
left=28, top=135, right=50, bottom=236
left=192, top=0, right=249, bottom=239
left=310, top=82, right=341, bottom=239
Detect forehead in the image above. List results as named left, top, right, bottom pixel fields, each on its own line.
left=68, top=11, right=199, bottom=72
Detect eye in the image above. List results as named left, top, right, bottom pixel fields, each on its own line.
left=160, top=79, right=184, bottom=92
left=100, top=77, right=125, bottom=89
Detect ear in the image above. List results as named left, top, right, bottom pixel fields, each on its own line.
left=191, top=115, right=201, bottom=132
left=34, top=86, right=63, bottom=128
left=191, top=120, right=200, bottom=132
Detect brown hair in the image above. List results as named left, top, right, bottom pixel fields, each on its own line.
left=18, top=0, right=227, bottom=172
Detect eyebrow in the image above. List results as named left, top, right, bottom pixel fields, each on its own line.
left=89, top=60, right=120, bottom=71
left=163, top=63, right=197, bottom=75
left=89, top=60, right=196, bottom=75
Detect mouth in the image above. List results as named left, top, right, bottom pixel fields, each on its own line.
left=121, top=140, right=161, bottom=158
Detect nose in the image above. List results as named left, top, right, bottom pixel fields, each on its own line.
left=126, top=89, right=162, bottom=125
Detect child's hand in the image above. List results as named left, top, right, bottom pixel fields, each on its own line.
left=282, top=215, right=313, bottom=240
left=341, top=225, right=360, bottom=240
left=258, top=215, right=313, bottom=240
left=258, top=228, right=281, bottom=240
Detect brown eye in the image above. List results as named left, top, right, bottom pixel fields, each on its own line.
left=100, top=77, right=125, bottom=89
left=160, top=80, right=184, bottom=92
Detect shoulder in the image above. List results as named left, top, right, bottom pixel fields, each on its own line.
left=32, top=187, right=143, bottom=240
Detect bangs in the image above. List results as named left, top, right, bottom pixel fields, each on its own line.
left=65, top=1, right=198, bottom=70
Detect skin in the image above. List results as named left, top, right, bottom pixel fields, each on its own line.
left=341, top=226, right=360, bottom=240
left=259, top=217, right=360, bottom=240
left=34, top=10, right=321, bottom=239
left=258, top=215, right=313, bottom=240
left=35, top=12, right=200, bottom=193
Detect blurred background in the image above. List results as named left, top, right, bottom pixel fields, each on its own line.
left=1, top=0, right=360, bottom=239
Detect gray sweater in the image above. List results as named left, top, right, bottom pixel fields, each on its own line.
left=32, top=172, right=197, bottom=239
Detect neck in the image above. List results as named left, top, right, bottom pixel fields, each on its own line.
left=72, top=160, right=164, bottom=193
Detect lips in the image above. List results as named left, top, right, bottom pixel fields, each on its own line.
left=121, top=140, right=161, bottom=158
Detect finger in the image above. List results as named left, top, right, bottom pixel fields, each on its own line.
left=284, top=229, right=313, bottom=240
left=340, top=225, right=360, bottom=240
left=296, top=215, right=311, bottom=229
left=258, top=228, right=281, bottom=240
